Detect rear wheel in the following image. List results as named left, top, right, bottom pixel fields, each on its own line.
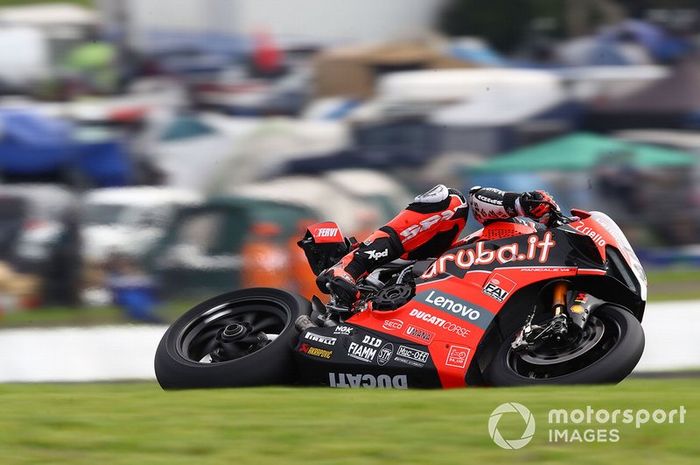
left=485, top=305, right=644, bottom=386
left=155, top=288, right=308, bottom=389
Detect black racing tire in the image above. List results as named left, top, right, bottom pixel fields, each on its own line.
left=485, top=305, right=644, bottom=386
left=155, top=288, right=309, bottom=389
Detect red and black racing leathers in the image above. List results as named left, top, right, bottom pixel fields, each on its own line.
left=317, top=185, right=558, bottom=305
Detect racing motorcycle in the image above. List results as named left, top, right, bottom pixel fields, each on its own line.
left=155, top=206, right=646, bottom=389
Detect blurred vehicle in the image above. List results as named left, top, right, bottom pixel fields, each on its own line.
left=149, top=196, right=317, bottom=297
left=0, top=26, right=50, bottom=94
left=147, top=49, right=234, bottom=76
left=0, top=184, right=80, bottom=304
left=81, top=187, right=203, bottom=262
left=193, top=66, right=312, bottom=116
left=135, top=111, right=259, bottom=190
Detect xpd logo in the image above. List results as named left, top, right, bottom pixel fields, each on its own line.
left=364, top=249, right=389, bottom=260
left=488, top=402, right=536, bottom=450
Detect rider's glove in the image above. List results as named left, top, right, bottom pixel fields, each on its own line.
left=316, top=266, right=360, bottom=308
left=518, top=190, right=559, bottom=224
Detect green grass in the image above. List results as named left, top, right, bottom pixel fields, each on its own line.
left=647, top=268, right=700, bottom=301
left=0, top=379, right=698, bottom=465
left=0, top=300, right=196, bottom=328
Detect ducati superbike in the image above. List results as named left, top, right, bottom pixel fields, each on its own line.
left=155, top=207, right=646, bottom=389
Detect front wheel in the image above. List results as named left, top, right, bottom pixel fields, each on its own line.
left=155, top=288, right=309, bottom=389
left=485, top=305, right=644, bottom=386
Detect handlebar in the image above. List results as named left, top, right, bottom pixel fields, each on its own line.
left=545, top=202, right=576, bottom=228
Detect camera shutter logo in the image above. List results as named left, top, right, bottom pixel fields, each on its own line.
left=488, top=402, right=536, bottom=450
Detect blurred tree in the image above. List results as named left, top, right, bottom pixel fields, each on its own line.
left=439, top=0, right=666, bottom=49
left=438, top=0, right=569, bottom=52
left=438, top=0, right=534, bottom=52
left=565, top=0, right=625, bottom=37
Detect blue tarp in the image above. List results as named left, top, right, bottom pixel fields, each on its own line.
left=0, top=110, right=75, bottom=173
left=0, top=110, right=132, bottom=186
left=76, top=140, right=132, bottom=186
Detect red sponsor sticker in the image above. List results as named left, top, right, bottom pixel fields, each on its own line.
left=310, top=222, right=343, bottom=243
left=482, top=273, right=517, bottom=302
left=445, top=345, right=471, bottom=369
left=402, top=324, right=435, bottom=344
left=383, top=319, right=403, bottom=331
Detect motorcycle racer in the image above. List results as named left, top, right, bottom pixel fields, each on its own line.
left=316, top=185, right=559, bottom=306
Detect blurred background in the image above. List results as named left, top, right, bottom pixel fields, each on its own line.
left=0, top=0, right=699, bottom=326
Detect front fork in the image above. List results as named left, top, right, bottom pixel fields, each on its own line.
left=512, top=281, right=572, bottom=351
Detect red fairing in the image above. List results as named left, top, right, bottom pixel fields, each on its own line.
left=308, top=222, right=344, bottom=244
left=568, top=211, right=626, bottom=263
left=348, top=228, right=583, bottom=388
left=468, top=221, right=537, bottom=243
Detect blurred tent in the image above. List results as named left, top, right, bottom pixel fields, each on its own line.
left=209, top=118, right=350, bottom=190
left=599, top=20, right=691, bottom=63
left=584, top=58, right=700, bottom=130
left=73, top=127, right=133, bottom=186
left=0, top=109, right=131, bottom=186
left=554, top=19, right=692, bottom=67
left=472, top=133, right=695, bottom=173
left=554, top=65, right=668, bottom=102
left=469, top=134, right=698, bottom=247
left=0, top=109, right=73, bottom=173
left=613, top=129, right=700, bottom=153
left=557, top=36, right=653, bottom=67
